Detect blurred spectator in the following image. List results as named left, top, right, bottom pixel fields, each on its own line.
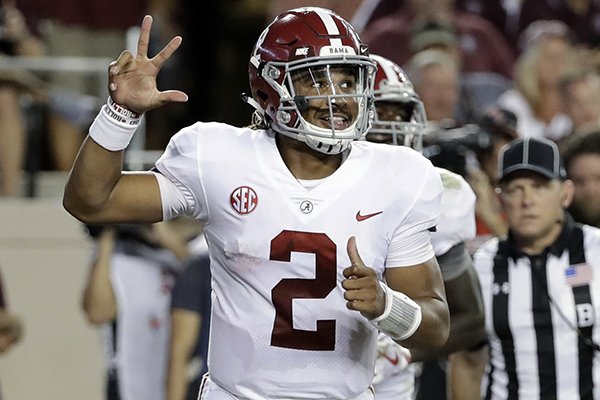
left=518, top=0, right=600, bottom=48
left=82, top=218, right=201, bottom=400
left=167, top=235, right=211, bottom=400
left=405, top=48, right=505, bottom=130
left=473, top=106, right=519, bottom=186
left=19, top=0, right=145, bottom=93
left=467, top=106, right=517, bottom=248
left=405, top=49, right=464, bottom=128
left=359, top=0, right=515, bottom=79
left=456, top=0, right=523, bottom=52
left=405, top=51, right=513, bottom=248
left=17, top=0, right=146, bottom=171
left=353, top=0, right=600, bottom=56
left=350, top=0, right=404, bottom=32
left=497, top=20, right=575, bottom=141
left=562, top=131, right=600, bottom=228
left=0, top=0, right=45, bottom=196
left=409, top=19, right=462, bottom=62
left=405, top=48, right=508, bottom=188
left=351, top=0, right=514, bottom=38
left=558, top=68, right=600, bottom=138
left=408, top=19, right=513, bottom=114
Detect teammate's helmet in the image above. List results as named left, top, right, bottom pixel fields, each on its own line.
left=369, top=54, right=427, bottom=150
left=247, top=7, right=376, bottom=154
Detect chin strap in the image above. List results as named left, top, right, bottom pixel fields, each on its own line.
left=241, top=93, right=265, bottom=117
left=241, top=93, right=268, bottom=127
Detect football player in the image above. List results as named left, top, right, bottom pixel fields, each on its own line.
left=63, top=9, right=450, bottom=400
left=366, top=54, right=486, bottom=400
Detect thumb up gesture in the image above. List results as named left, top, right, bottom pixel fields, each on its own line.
left=342, top=236, right=386, bottom=320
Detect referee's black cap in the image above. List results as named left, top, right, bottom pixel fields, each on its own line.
left=498, top=137, right=567, bottom=182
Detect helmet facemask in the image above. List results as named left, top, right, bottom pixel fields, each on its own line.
left=261, top=57, right=375, bottom=154
left=246, top=7, right=376, bottom=154
left=370, top=95, right=427, bottom=150
left=367, top=54, right=427, bottom=151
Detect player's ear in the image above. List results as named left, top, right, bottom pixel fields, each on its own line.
left=560, top=179, right=574, bottom=209
left=496, top=186, right=507, bottom=209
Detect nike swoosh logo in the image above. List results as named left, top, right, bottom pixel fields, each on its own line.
left=380, top=352, right=399, bottom=366
left=356, top=210, right=383, bottom=222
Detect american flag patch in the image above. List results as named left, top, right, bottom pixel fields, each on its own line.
left=565, top=263, right=593, bottom=287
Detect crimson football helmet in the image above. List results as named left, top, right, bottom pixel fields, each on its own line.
left=368, top=54, right=427, bottom=150
left=247, top=7, right=376, bottom=154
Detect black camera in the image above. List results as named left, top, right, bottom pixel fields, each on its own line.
left=422, top=124, right=492, bottom=178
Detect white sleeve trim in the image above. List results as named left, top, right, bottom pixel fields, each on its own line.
left=386, top=229, right=435, bottom=267
left=152, top=171, right=194, bottom=220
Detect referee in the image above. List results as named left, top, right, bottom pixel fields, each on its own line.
left=457, top=137, right=600, bottom=399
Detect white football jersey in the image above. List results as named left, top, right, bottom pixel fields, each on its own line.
left=101, top=244, right=183, bottom=400
left=155, top=123, right=443, bottom=399
left=431, top=167, right=476, bottom=257
left=373, top=168, right=477, bottom=400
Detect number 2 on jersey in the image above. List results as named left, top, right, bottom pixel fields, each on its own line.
left=270, top=230, right=337, bottom=350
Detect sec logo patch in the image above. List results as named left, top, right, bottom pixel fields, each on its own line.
left=230, top=186, right=258, bottom=215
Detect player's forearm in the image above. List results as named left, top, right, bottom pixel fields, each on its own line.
left=63, top=136, right=125, bottom=222
left=158, top=232, right=191, bottom=262
left=82, top=283, right=116, bottom=324
left=168, top=312, right=201, bottom=400
left=410, top=310, right=485, bottom=362
left=448, top=348, right=487, bottom=400
left=446, top=310, right=486, bottom=351
left=400, top=297, right=449, bottom=350
left=166, top=362, right=187, bottom=400
left=82, top=233, right=117, bottom=324
left=82, top=276, right=117, bottom=324
left=412, top=264, right=486, bottom=360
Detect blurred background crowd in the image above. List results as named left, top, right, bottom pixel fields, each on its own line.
left=0, top=0, right=599, bottom=399
left=0, top=0, right=598, bottom=201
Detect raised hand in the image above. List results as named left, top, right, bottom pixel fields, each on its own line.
left=108, top=15, right=188, bottom=114
left=342, top=236, right=386, bottom=320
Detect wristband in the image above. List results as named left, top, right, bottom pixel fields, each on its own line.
left=370, top=282, right=422, bottom=341
left=89, top=98, right=142, bottom=151
left=108, top=97, right=141, bottom=119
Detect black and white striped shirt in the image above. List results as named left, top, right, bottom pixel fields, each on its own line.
left=474, top=217, right=600, bottom=399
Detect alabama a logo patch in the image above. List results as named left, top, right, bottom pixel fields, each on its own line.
left=230, top=186, right=258, bottom=215
left=300, top=200, right=314, bottom=214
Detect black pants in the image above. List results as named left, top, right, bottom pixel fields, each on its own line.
left=106, top=370, right=121, bottom=400
left=416, top=359, right=447, bottom=400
